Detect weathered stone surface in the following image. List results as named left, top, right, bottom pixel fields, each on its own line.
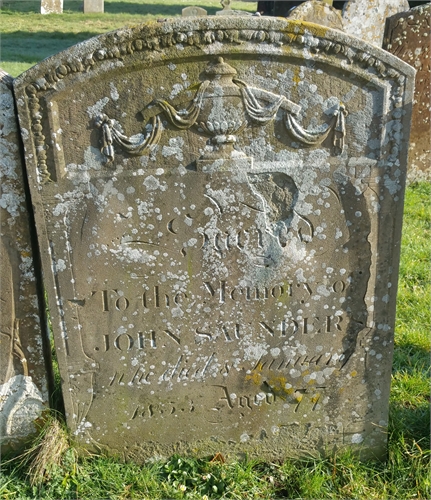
left=384, top=4, right=430, bottom=182
left=84, top=0, right=104, bottom=14
left=343, top=0, right=410, bottom=47
left=287, top=1, right=343, bottom=30
left=0, top=70, right=51, bottom=454
left=182, top=6, right=208, bottom=17
left=40, top=0, right=63, bottom=15
left=14, top=17, right=414, bottom=461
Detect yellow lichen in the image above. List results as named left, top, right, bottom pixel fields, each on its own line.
left=283, top=19, right=330, bottom=39
left=245, top=363, right=263, bottom=385
left=311, top=394, right=320, bottom=404
left=292, top=66, right=301, bottom=86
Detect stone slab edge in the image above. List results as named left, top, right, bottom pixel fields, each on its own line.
left=1, top=70, right=53, bottom=455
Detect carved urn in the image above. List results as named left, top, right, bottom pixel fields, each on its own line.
left=196, top=57, right=247, bottom=157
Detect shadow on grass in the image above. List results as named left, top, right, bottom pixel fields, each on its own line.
left=392, top=341, right=430, bottom=373
left=0, top=31, right=104, bottom=63
left=105, top=2, right=220, bottom=16
left=389, top=399, right=430, bottom=445
left=0, top=1, right=227, bottom=16
left=1, top=1, right=90, bottom=14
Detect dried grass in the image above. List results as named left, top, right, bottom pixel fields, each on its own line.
left=28, top=418, right=70, bottom=486
left=4, top=416, right=71, bottom=487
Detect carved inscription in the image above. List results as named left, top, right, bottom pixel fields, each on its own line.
left=94, top=312, right=346, bottom=353
left=90, top=278, right=349, bottom=311
left=211, top=384, right=328, bottom=418
left=47, top=159, right=370, bottom=454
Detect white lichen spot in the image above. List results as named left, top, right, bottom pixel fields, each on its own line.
left=240, top=433, right=249, bottom=442
left=86, top=97, right=109, bottom=119
left=162, top=137, right=185, bottom=161
left=143, top=175, right=161, bottom=191
left=56, top=259, right=67, bottom=272
left=351, top=433, right=364, bottom=444
left=110, top=83, right=120, bottom=101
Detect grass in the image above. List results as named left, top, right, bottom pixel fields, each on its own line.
left=1, top=182, right=429, bottom=499
left=0, top=1, right=257, bottom=76
left=0, top=4, right=430, bottom=498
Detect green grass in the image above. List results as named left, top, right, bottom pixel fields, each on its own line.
left=0, top=1, right=257, bottom=76
left=1, top=183, right=429, bottom=500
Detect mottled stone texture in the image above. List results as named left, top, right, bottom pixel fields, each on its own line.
left=384, top=4, right=430, bottom=182
left=343, top=0, right=410, bottom=47
left=40, top=0, right=63, bottom=15
left=287, top=1, right=343, bottom=30
left=14, top=17, right=414, bottom=461
left=84, top=0, right=104, bottom=14
left=182, top=6, right=208, bottom=17
left=0, top=70, right=51, bottom=454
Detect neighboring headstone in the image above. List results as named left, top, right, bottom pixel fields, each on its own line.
left=84, top=0, right=104, bottom=14
left=0, top=70, right=52, bottom=454
left=216, top=0, right=252, bottom=16
left=14, top=17, right=414, bottom=461
left=287, top=1, right=343, bottom=30
left=342, top=0, right=410, bottom=47
left=383, top=4, right=431, bottom=182
left=40, top=0, right=63, bottom=15
left=182, top=6, right=208, bottom=17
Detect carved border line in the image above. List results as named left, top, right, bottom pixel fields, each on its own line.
left=20, top=22, right=409, bottom=184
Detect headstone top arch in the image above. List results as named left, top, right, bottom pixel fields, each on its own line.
left=342, top=0, right=410, bottom=47
left=14, top=17, right=415, bottom=461
left=182, top=6, right=208, bottom=17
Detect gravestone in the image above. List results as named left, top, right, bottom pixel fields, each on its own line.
left=14, top=17, right=414, bottom=461
left=182, top=6, right=208, bottom=17
left=287, top=1, right=343, bottom=30
left=0, top=70, right=51, bottom=454
left=84, top=0, right=104, bottom=14
left=216, top=0, right=250, bottom=16
left=40, top=0, right=63, bottom=15
left=342, top=0, right=410, bottom=47
left=383, top=3, right=431, bottom=182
